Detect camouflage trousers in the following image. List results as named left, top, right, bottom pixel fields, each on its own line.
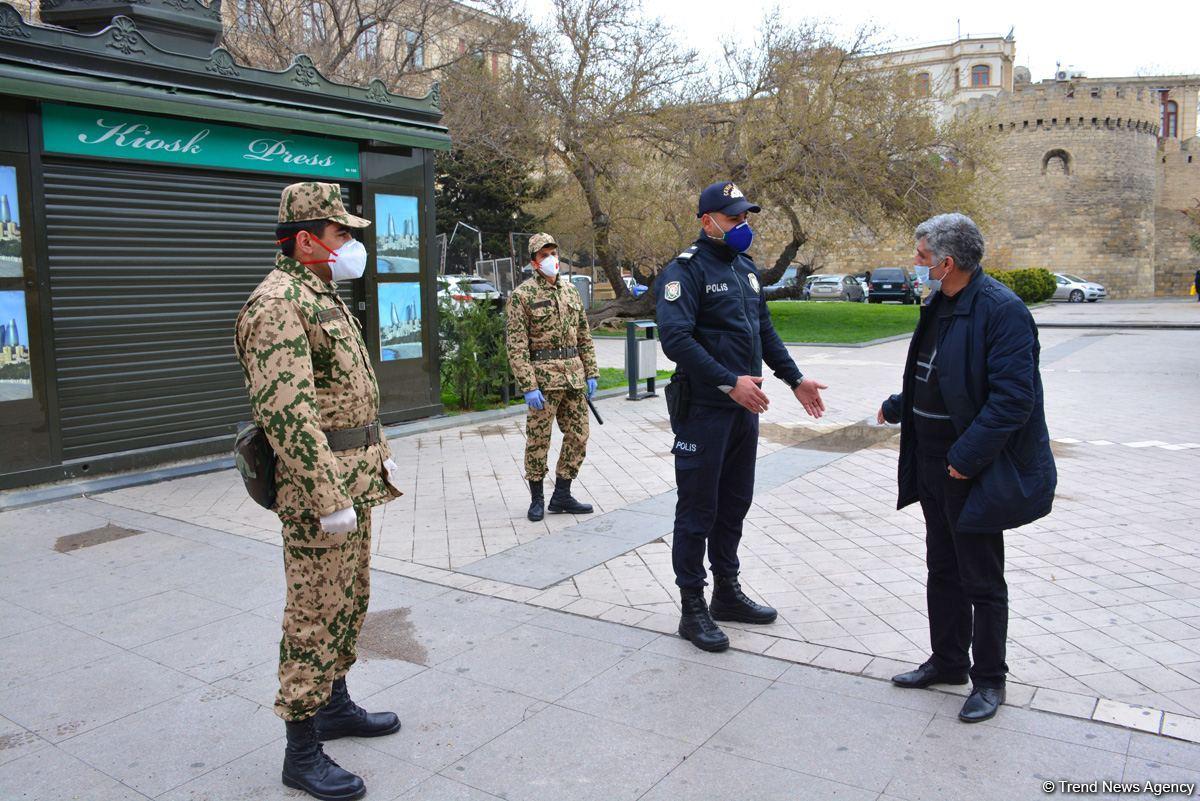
left=524, top=388, right=590, bottom=481
left=275, top=507, right=372, bottom=721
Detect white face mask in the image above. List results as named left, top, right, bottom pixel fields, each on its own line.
left=329, top=238, right=368, bottom=282
left=536, top=254, right=559, bottom=277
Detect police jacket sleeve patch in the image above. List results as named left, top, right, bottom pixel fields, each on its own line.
left=664, top=281, right=681, bottom=302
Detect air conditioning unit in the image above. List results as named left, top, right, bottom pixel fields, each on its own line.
left=1056, top=71, right=1069, bottom=81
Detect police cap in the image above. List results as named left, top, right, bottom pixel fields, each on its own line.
left=696, top=181, right=761, bottom=219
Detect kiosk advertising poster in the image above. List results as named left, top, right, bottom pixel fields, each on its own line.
left=378, top=282, right=423, bottom=362
left=375, top=193, right=420, bottom=274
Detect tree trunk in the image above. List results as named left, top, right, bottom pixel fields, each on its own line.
left=571, top=154, right=629, bottom=301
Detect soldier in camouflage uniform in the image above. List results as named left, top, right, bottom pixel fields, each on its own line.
left=506, top=233, right=598, bottom=521
left=235, top=182, right=402, bottom=801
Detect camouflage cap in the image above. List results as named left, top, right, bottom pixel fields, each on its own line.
left=527, top=232, right=558, bottom=256
left=278, top=182, right=371, bottom=228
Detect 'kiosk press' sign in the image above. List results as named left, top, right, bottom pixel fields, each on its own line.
left=42, top=103, right=360, bottom=179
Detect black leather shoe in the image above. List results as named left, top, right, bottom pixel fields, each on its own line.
left=547, top=477, right=593, bottom=514
left=527, top=480, right=545, bottom=522
left=678, top=588, right=730, bottom=652
left=891, top=661, right=969, bottom=689
left=959, top=686, right=1005, bottom=723
left=709, top=574, right=777, bottom=624
left=282, top=716, right=366, bottom=801
left=315, top=678, right=401, bottom=740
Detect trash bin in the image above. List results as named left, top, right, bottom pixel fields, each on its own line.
left=625, top=320, right=658, bottom=400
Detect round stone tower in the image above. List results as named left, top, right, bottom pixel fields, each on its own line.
left=967, top=84, right=1161, bottom=296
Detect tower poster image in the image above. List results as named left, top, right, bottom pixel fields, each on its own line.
left=0, top=167, right=22, bottom=279
left=378, top=282, right=422, bottom=362
left=0, top=291, right=31, bottom=401
left=375, top=194, right=420, bottom=274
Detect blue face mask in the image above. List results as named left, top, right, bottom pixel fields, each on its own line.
left=709, top=217, right=754, bottom=253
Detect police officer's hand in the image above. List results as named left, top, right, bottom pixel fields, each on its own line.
left=524, top=389, right=545, bottom=410
left=793, top=378, right=828, bottom=419
left=586, top=377, right=597, bottom=398
left=320, top=506, right=358, bottom=534
left=730, top=376, right=770, bottom=414
left=876, top=406, right=886, bottom=425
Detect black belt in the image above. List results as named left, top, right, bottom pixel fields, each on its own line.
left=531, top=347, right=578, bottom=361
left=323, top=421, right=382, bottom=452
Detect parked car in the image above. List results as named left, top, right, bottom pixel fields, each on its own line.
left=764, top=265, right=802, bottom=300
left=801, top=274, right=818, bottom=300
left=1053, top=273, right=1107, bottom=303
left=437, top=275, right=500, bottom=308
left=868, top=267, right=917, bottom=304
left=808, top=274, right=866, bottom=302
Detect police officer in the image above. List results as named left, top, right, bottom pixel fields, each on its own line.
left=506, top=233, right=597, bottom=521
left=657, top=181, right=828, bottom=652
left=235, top=182, right=404, bottom=801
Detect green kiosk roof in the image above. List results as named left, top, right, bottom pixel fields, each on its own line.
left=0, top=2, right=451, bottom=151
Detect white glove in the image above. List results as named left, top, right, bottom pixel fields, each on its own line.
left=383, top=458, right=402, bottom=492
left=320, top=506, right=357, bottom=534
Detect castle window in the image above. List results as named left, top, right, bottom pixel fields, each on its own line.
left=970, top=65, right=990, bottom=87
left=1041, top=149, right=1071, bottom=176
left=914, top=72, right=931, bottom=97
left=1161, top=99, right=1178, bottom=138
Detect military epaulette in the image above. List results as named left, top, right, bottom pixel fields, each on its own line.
left=675, top=246, right=699, bottom=262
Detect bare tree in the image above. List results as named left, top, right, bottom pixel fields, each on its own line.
left=683, top=15, right=992, bottom=286
left=444, top=0, right=702, bottom=315
left=220, top=0, right=519, bottom=95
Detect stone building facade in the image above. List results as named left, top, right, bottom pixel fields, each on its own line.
left=841, top=38, right=1200, bottom=298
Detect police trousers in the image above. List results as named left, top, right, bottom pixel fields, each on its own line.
left=918, top=453, right=1008, bottom=688
left=276, top=507, right=372, bottom=721
left=670, top=403, right=758, bottom=589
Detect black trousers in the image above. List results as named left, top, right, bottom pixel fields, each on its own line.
left=670, top=404, right=758, bottom=589
left=918, top=452, right=1008, bottom=688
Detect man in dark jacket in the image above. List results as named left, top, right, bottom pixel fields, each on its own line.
left=878, top=213, right=1056, bottom=723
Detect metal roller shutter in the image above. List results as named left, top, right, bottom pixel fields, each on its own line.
left=42, top=160, right=354, bottom=460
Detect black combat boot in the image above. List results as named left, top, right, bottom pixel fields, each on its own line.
left=709, top=573, right=778, bottom=624
left=282, top=716, right=366, bottom=801
left=678, top=587, right=730, bottom=652
left=547, top=476, right=593, bottom=514
left=314, top=677, right=401, bottom=740
left=527, top=480, right=545, bottom=522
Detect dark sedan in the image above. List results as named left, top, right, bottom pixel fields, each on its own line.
left=868, top=267, right=917, bottom=304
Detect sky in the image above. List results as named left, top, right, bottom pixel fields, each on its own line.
left=520, top=0, right=1197, bottom=83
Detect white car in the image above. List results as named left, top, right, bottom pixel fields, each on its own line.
left=1053, top=273, right=1107, bottom=303
left=437, top=275, right=500, bottom=308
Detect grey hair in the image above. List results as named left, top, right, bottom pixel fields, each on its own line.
left=914, top=213, right=984, bottom=271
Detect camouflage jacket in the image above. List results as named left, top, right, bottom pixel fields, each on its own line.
left=505, top=273, right=598, bottom=393
left=235, top=254, right=399, bottom=523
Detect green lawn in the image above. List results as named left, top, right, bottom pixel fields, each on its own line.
left=596, top=302, right=919, bottom=344
left=766, top=301, right=920, bottom=343
left=440, top=367, right=672, bottom=412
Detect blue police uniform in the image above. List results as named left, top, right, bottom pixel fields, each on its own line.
left=656, top=226, right=805, bottom=590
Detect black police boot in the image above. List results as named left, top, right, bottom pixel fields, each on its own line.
left=314, top=677, right=401, bottom=740
left=709, top=573, right=778, bottom=624
left=678, top=587, right=730, bottom=652
left=282, top=716, right=366, bottom=801
left=547, top=476, right=593, bottom=514
left=527, top=480, right=545, bottom=522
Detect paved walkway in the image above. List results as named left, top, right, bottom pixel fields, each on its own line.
left=4, top=496, right=1200, bottom=800
left=3, top=299, right=1200, bottom=798
left=1031, top=297, right=1200, bottom=327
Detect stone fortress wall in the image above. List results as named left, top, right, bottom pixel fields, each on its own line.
left=969, top=83, right=1163, bottom=297
left=824, top=79, right=1200, bottom=298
